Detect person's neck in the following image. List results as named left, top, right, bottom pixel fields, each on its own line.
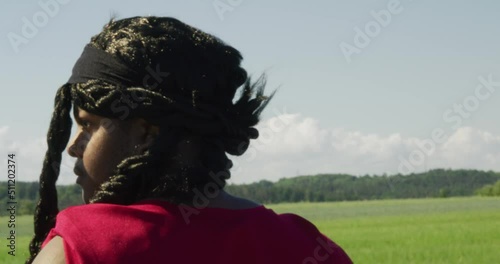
left=184, top=190, right=262, bottom=210
left=142, top=190, right=262, bottom=210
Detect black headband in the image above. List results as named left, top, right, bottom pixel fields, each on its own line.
left=67, top=44, right=140, bottom=87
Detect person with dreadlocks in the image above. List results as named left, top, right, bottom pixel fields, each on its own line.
left=28, top=16, right=353, bottom=264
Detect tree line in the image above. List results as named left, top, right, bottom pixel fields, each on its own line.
left=0, top=182, right=82, bottom=216
left=225, top=169, right=500, bottom=203
left=1, top=169, right=499, bottom=216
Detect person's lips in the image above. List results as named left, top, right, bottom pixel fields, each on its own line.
left=73, top=166, right=85, bottom=184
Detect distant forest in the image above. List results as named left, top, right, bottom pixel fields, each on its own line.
left=1, top=169, right=499, bottom=216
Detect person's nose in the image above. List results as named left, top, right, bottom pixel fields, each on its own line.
left=67, top=131, right=89, bottom=158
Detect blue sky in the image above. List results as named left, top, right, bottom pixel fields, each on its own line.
left=1, top=0, right=500, bottom=185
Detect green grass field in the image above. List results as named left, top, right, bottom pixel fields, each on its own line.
left=0, top=213, right=34, bottom=263
left=1, top=196, right=498, bottom=263
left=269, top=197, right=500, bottom=264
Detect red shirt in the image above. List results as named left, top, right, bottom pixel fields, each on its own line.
left=42, top=199, right=352, bottom=264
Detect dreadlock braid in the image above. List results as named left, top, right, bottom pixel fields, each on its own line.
left=27, top=16, right=276, bottom=263
left=89, top=154, right=152, bottom=205
left=27, top=84, right=72, bottom=263
left=89, top=125, right=184, bottom=204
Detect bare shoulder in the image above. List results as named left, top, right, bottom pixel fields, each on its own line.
left=33, top=236, right=66, bottom=264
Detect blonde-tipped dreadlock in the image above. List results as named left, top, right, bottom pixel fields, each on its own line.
left=27, top=16, right=275, bottom=263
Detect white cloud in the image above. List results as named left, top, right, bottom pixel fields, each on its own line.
left=0, top=127, right=76, bottom=184
left=0, top=126, right=8, bottom=136
left=437, top=127, right=500, bottom=169
left=0, top=126, right=17, bottom=152
left=228, top=114, right=500, bottom=184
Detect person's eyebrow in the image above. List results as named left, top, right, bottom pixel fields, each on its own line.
left=73, top=107, right=83, bottom=125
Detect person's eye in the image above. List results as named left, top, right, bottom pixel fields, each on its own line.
left=80, top=120, right=92, bottom=129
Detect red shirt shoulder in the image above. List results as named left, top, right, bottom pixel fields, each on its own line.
left=42, top=200, right=352, bottom=264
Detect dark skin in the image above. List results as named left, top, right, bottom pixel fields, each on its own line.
left=33, top=108, right=260, bottom=264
